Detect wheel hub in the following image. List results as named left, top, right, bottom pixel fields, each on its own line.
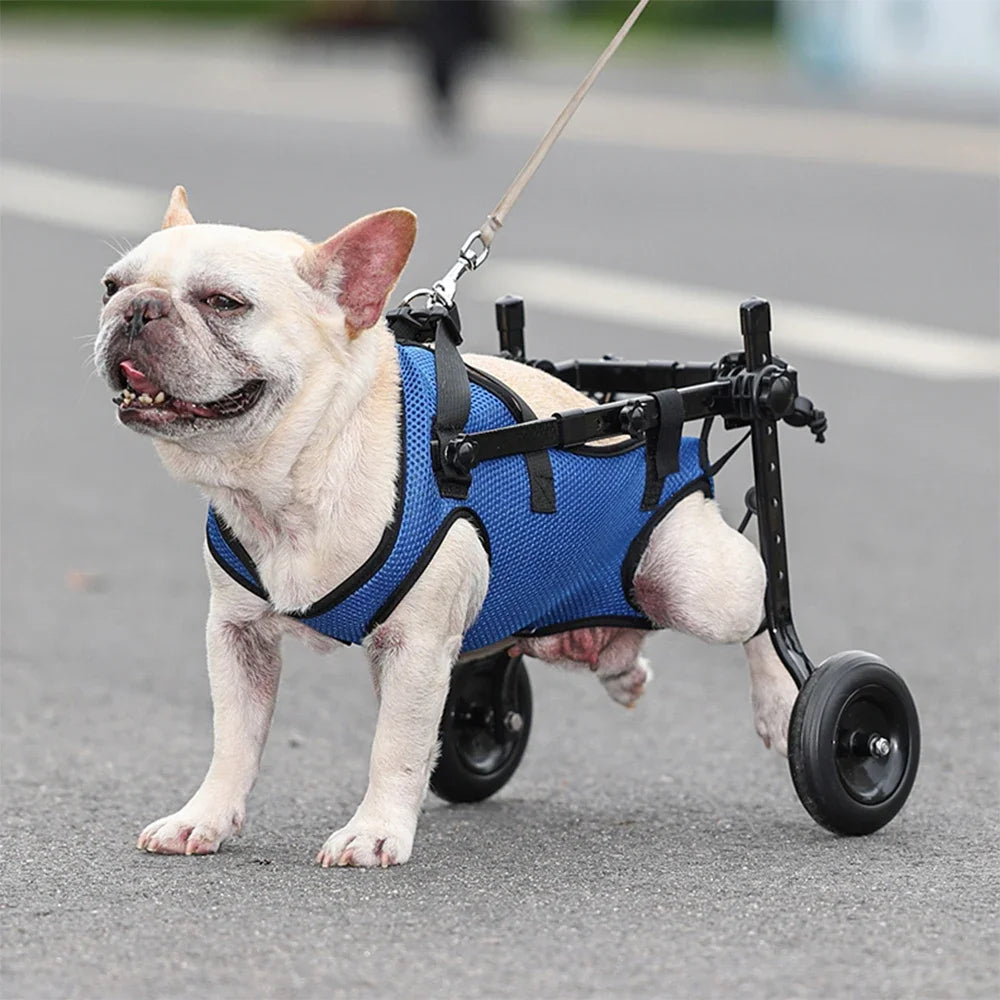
left=450, top=667, right=522, bottom=776
left=834, top=686, right=907, bottom=805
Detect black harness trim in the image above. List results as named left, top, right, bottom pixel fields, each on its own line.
left=514, top=614, right=657, bottom=639
left=289, top=399, right=408, bottom=620
left=620, top=476, right=714, bottom=616
left=205, top=393, right=409, bottom=623
left=365, top=508, right=491, bottom=637
left=619, top=418, right=752, bottom=616
left=206, top=515, right=268, bottom=601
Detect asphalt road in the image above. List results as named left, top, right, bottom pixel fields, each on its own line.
left=2, top=24, right=998, bottom=1000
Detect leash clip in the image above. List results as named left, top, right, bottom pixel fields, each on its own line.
left=394, top=0, right=648, bottom=315
left=430, top=230, right=491, bottom=308
left=399, top=230, right=489, bottom=311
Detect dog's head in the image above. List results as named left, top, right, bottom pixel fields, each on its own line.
left=94, top=187, right=416, bottom=461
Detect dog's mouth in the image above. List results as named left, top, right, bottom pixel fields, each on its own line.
left=113, top=360, right=265, bottom=426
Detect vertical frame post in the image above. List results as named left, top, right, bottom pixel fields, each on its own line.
left=495, top=295, right=526, bottom=361
left=740, top=299, right=814, bottom=688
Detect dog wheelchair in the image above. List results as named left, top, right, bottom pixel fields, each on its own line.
left=386, top=293, right=920, bottom=837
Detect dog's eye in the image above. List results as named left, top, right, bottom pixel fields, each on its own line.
left=204, top=293, right=245, bottom=312
left=103, top=278, right=119, bottom=300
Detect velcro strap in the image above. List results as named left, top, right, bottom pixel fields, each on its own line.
left=652, top=388, right=683, bottom=479
left=641, top=388, right=683, bottom=509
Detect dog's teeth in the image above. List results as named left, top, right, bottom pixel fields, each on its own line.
left=139, top=393, right=153, bottom=405
left=154, top=392, right=166, bottom=404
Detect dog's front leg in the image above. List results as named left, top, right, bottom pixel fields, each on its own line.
left=317, top=519, right=489, bottom=869
left=138, top=573, right=281, bottom=855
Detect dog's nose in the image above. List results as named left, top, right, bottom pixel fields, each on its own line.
left=123, top=291, right=171, bottom=337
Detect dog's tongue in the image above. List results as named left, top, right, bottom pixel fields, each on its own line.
left=120, top=360, right=160, bottom=395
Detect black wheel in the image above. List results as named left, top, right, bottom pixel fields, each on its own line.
left=430, top=651, right=532, bottom=803
left=788, top=651, right=920, bottom=836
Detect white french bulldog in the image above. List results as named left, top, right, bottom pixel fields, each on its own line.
left=94, top=188, right=798, bottom=868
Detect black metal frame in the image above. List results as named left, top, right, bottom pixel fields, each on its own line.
left=388, top=294, right=827, bottom=690
left=407, top=289, right=923, bottom=833
left=737, top=300, right=815, bottom=688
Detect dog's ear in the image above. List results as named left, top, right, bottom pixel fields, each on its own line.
left=162, top=186, right=196, bottom=229
left=298, top=208, right=417, bottom=337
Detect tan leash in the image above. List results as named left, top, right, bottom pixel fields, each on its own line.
left=405, top=0, right=651, bottom=308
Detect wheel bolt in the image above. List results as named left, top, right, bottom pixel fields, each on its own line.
left=504, top=711, right=524, bottom=734
left=869, top=735, right=891, bottom=758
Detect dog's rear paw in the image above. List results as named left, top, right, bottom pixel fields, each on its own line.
left=316, top=812, right=415, bottom=869
left=751, top=672, right=797, bottom=757
left=137, top=808, right=241, bottom=856
left=601, top=657, right=652, bottom=708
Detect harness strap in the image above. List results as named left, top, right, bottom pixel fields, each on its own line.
left=641, top=388, right=684, bottom=509
left=709, top=428, right=752, bottom=478
left=428, top=303, right=473, bottom=499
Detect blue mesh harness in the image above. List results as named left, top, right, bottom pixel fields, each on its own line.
left=207, top=344, right=712, bottom=653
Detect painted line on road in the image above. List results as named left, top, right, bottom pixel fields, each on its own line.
left=3, top=35, right=998, bottom=177
left=478, top=86, right=1000, bottom=178
left=0, top=161, right=162, bottom=235
left=5, top=161, right=996, bottom=380
left=475, top=260, right=1000, bottom=381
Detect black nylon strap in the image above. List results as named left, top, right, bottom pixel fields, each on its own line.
left=429, top=303, right=473, bottom=499
left=708, top=430, right=752, bottom=477
left=641, top=388, right=683, bottom=509
left=524, top=450, right=556, bottom=513
left=653, top=389, right=683, bottom=478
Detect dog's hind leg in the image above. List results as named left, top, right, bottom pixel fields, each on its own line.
left=512, top=627, right=652, bottom=707
left=633, top=491, right=765, bottom=644
left=593, top=629, right=652, bottom=708
left=632, top=491, right=797, bottom=753
left=744, top=630, right=797, bottom=756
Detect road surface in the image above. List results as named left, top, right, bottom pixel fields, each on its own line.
left=2, top=23, right=998, bottom=1000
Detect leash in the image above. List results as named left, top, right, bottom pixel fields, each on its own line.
left=388, top=0, right=650, bottom=501
left=401, top=0, right=651, bottom=310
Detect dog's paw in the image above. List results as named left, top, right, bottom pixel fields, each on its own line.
left=137, top=807, right=242, bottom=856
left=751, top=670, right=797, bottom=757
left=601, top=657, right=652, bottom=708
left=316, top=813, right=415, bottom=869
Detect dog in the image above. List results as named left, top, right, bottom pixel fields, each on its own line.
left=93, top=187, right=798, bottom=868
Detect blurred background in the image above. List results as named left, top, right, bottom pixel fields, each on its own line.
left=2, top=2, right=998, bottom=999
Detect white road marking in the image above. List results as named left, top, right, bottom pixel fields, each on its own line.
left=3, top=33, right=998, bottom=177
left=0, top=161, right=162, bottom=235
left=477, top=86, right=1000, bottom=178
left=475, top=260, right=1000, bottom=381
left=4, top=161, right=996, bottom=380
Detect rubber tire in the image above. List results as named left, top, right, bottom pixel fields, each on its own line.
left=430, top=653, right=532, bottom=804
left=788, top=651, right=920, bottom=836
